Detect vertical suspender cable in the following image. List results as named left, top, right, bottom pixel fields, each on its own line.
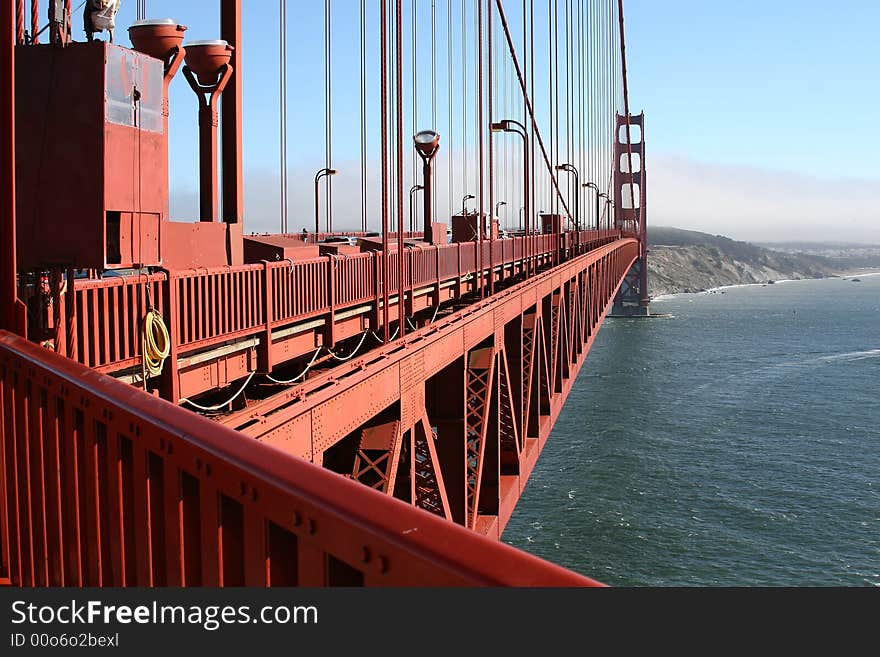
left=360, top=0, right=367, bottom=232
left=279, top=0, right=288, bottom=234
left=479, top=0, right=487, bottom=296
left=396, top=0, right=405, bottom=339
left=31, top=0, right=38, bottom=43
left=381, top=0, right=390, bottom=342
left=578, top=0, right=584, bottom=233
left=431, top=0, right=437, bottom=214
left=412, top=0, right=417, bottom=233
left=447, top=0, right=453, bottom=221
left=529, top=0, right=534, bottom=255
left=461, top=0, right=467, bottom=204
left=16, top=0, right=24, bottom=44
left=568, top=2, right=574, bottom=231
left=325, top=0, right=332, bottom=232
left=547, top=0, right=553, bottom=216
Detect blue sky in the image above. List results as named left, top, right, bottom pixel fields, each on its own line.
left=75, top=1, right=878, bottom=241
left=624, top=0, right=880, bottom=179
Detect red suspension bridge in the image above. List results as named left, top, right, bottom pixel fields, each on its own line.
left=0, top=0, right=647, bottom=586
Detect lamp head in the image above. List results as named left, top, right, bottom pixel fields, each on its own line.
left=490, top=121, right=505, bottom=132
left=414, top=130, right=441, bottom=159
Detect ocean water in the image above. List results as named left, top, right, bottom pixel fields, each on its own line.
left=503, top=274, right=880, bottom=586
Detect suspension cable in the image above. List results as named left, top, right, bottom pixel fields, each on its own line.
left=447, top=0, right=453, bottom=220
left=279, top=0, right=288, bottom=233
left=360, top=0, right=368, bottom=231
left=412, top=0, right=418, bottom=233
left=493, top=0, right=572, bottom=221
left=325, top=0, right=333, bottom=232
left=431, top=0, right=437, bottom=214
left=461, top=0, right=467, bottom=203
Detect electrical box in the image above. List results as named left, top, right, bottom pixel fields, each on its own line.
left=15, top=41, right=167, bottom=270
left=540, top=213, right=561, bottom=234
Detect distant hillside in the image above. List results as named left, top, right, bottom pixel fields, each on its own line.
left=756, top=241, right=880, bottom=270
left=646, top=227, right=839, bottom=297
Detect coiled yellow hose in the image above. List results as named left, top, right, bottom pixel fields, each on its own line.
left=141, top=308, right=170, bottom=385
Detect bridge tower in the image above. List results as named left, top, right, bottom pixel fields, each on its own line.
left=611, top=112, right=650, bottom=317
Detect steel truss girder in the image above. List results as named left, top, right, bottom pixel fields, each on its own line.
left=465, top=346, right=494, bottom=530
left=221, top=239, right=640, bottom=537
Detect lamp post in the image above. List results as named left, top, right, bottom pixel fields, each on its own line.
left=409, top=184, right=423, bottom=234
left=598, top=192, right=609, bottom=231
left=554, top=164, right=580, bottom=234
left=314, top=167, right=337, bottom=235
left=584, top=182, right=600, bottom=232
left=491, top=119, right=530, bottom=273
left=182, top=41, right=234, bottom=223
left=461, top=193, right=476, bottom=216
left=414, top=130, right=440, bottom=243
left=599, top=194, right=615, bottom=231
left=495, top=200, right=507, bottom=234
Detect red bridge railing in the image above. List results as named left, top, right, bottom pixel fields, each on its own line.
left=68, top=230, right=622, bottom=377
left=0, top=330, right=602, bottom=587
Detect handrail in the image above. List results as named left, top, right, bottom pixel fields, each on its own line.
left=66, top=230, right=622, bottom=380
left=0, top=329, right=602, bottom=587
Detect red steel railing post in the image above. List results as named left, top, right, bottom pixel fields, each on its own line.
left=326, top=255, right=336, bottom=348
left=159, top=271, right=180, bottom=403
left=259, top=261, right=273, bottom=372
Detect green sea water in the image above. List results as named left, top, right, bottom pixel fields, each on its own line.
left=503, top=274, right=880, bottom=586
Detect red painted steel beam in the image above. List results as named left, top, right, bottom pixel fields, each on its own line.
left=0, top=0, right=27, bottom=336
left=226, top=239, right=638, bottom=538
left=222, top=239, right=637, bottom=452
left=0, top=329, right=602, bottom=586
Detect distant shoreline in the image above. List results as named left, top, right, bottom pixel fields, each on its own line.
left=651, top=270, right=880, bottom=302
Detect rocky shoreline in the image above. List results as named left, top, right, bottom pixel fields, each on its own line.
left=643, top=227, right=868, bottom=298
left=647, top=243, right=836, bottom=297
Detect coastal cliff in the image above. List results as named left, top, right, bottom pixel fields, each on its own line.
left=647, top=228, right=838, bottom=297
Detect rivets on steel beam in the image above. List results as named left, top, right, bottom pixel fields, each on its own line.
left=307, top=518, right=317, bottom=535
left=378, top=555, right=390, bottom=574
left=361, top=547, right=371, bottom=564
left=292, top=511, right=302, bottom=527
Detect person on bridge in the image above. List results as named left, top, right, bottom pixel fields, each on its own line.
left=84, top=0, right=122, bottom=43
